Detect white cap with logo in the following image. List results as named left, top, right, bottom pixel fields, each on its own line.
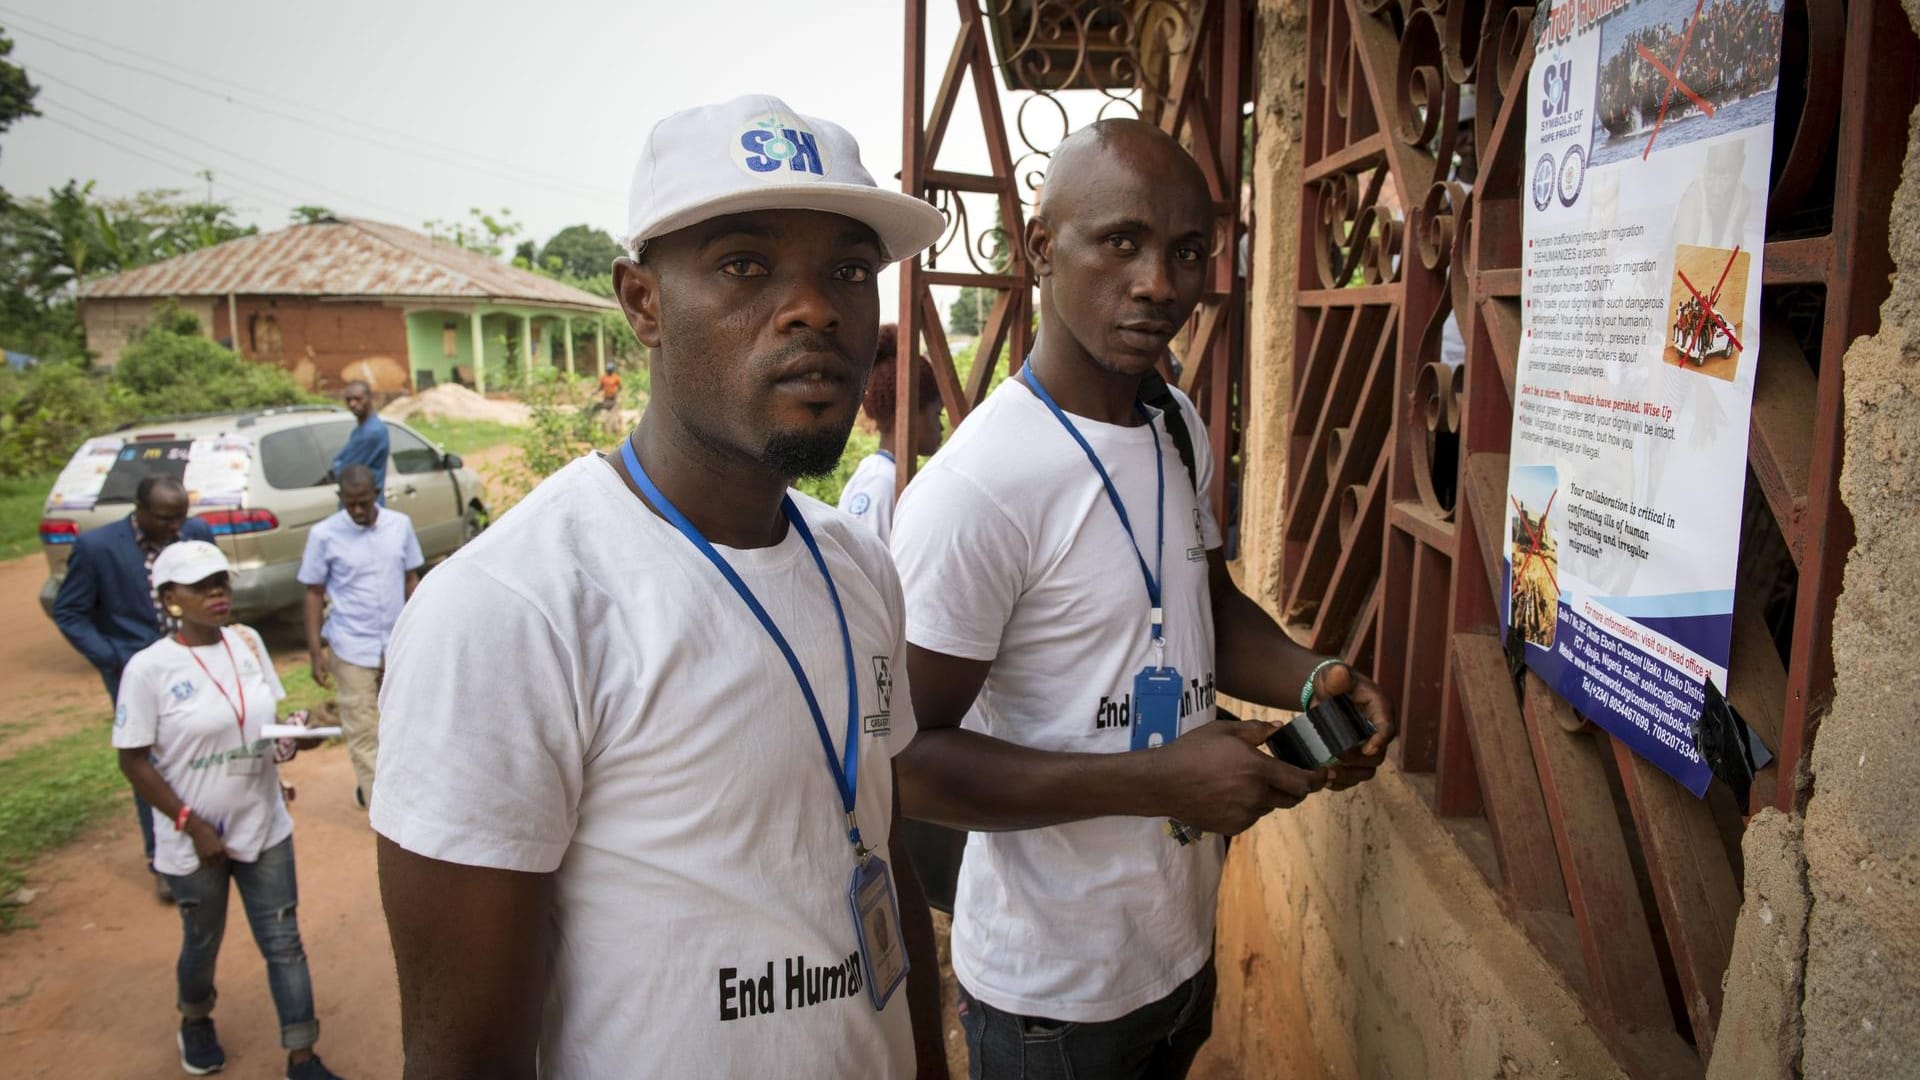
left=626, top=94, right=946, bottom=264
left=150, top=540, right=232, bottom=592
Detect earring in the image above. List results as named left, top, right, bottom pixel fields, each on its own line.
left=167, top=605, right=184, bottom=617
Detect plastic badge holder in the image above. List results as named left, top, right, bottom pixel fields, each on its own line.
left=1266, top=695, right=1376, bottom=769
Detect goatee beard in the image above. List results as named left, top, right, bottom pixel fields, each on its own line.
left=763, top=424, right=853, bottom=480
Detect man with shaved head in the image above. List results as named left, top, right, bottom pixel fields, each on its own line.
left=299, top=463, right=422, bottom=808
left=891, top=120, right=1398, bottom=1076
left=331, top=379, right=389, bottom=502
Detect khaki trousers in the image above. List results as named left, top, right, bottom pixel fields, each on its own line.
left=329, top=654, right=383, bottom=801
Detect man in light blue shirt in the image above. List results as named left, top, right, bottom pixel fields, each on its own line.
left=331, top=380, right=389, bottom=502
left=299, top=465, right=422, bottom=808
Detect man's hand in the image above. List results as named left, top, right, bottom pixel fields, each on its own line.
left=187, top=817, right=229, bottom=867
left=1152, top=719, right=1326, bottom=834
left=1314, top=663, right=1397, bottom=791
left=309, top=652, right=331, bottom=689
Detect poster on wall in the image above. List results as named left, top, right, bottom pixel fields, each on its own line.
left=1504, top=0, right=1785, bottom=796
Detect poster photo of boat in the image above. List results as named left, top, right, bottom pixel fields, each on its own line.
left=1591, top=0, right=1786, bottom=168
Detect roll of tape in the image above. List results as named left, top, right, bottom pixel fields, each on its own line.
left=1266, top=695, right=1377, bottom=769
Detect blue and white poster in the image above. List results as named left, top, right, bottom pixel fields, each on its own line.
left=1506, top=0, right=1785, bottom=796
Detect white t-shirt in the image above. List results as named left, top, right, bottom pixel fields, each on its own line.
left=372, top=455, right=917, bottom=1079
left=837, top=452, right=897, bottom=544
left=113, top=626, right=291, bottom=876
left=891, top=377, right=1224, bottom=1023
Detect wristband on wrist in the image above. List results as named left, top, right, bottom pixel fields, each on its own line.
left=1301, top=658, right=1347, bottom=713
left=174, top=804, right=192, bottom=832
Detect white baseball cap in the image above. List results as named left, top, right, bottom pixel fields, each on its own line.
left=626, top=94, right=945, bottom=264
left=151, top=540, right=232, bottom=591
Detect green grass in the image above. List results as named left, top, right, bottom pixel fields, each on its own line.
left=277, top=661, right=332, bottom=719
left=0, top=724, right=126, bottom=929
left=406, top=418, right=523, bottom=456
left=0, top=473, right=55, bottom=562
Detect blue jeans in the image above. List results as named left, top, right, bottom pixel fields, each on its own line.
left=161, top=836, right=319, bottom=1050
left=958, top=960, right=1216, bottom=1080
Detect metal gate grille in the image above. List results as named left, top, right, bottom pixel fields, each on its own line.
left=897, top=0, right=1252, bottom=536
left=1283, top=0, right=1916, bottom=1070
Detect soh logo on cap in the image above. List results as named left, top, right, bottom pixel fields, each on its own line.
left=732, top=115, right=825, bottom=177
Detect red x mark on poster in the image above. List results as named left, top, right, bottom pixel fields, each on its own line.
left=1641, top=0, right=1711, bottom=160
left=1676, top=244, right=1746, bottom=356
left=1511, top=489, right=1559, bottom=595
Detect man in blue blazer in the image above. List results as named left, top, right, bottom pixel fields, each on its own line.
left=53, top=474, right=214, bottom=900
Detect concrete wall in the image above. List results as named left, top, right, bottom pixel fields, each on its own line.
left=1212, top=3, right=1920, bottom=1078
left=79, top=296, right=218, bottom=368
left=1709, top=4, right=1920, bottom=1074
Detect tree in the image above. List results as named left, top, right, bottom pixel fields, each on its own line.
left=290, top=205, right=336, bottom=224
left=948, top=285, right=994, bottom=337
left=424, top=207, right=523, bottom=258
left=0, top=29, right=40, bottom=148
left=537, top=225, right=625, bottom=280
left=1, top=182, right=255, bottom=299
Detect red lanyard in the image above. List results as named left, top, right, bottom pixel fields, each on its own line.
left=179, top=632, right=247, bottom=744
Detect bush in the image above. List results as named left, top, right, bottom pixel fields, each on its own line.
left=0, top=301, right=321, bottom=479
left=516, top=369, right=608, bottom=480
left=0, top=360, right=129, bottom=477
left=112, top=302, right=314, bottom=414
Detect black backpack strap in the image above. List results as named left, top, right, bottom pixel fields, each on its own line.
left=1138, top=371, right=1200, bottom=493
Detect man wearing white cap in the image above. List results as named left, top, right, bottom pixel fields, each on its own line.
left=372, top=95, right=948, bottom=1078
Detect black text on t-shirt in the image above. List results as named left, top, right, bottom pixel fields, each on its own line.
left=717, top=951, right=864, bottom=1021
left=1092, top=670, right=1218, bottom=732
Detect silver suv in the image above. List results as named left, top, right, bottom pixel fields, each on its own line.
left=37, top=404, right=488, bottom=622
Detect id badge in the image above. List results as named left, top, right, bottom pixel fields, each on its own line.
left=1131, top=666, right=1184, bottom=751
left=848, top=856, right=909, bottom=1011
left=226, top=751, right=262, bottom=777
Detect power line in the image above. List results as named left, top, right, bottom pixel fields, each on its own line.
left=0, top=8, right=620, bottom=202
left=38, top=114, right=299, bottom=217
left=34, top=71, right=429, bottom=223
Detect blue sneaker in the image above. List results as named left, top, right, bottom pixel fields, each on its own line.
left=177, top=1018, right=225, bottom=1074
left=286, top=1053, right=345, bottom=1080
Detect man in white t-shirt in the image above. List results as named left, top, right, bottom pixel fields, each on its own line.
left=370, top=95, right=950, bottom=1078
left=890, top=120, right=1399, bottom=1078
left=298, top=464, right=422, bottom=808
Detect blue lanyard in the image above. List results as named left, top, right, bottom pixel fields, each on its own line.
left=874, top=449, right=895, bottom=464
left=618, top=439, right=869, bottom=858
left=1020, top=363, right=1167, bottom=645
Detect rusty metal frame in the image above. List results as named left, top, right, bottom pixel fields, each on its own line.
left=1283, top=0, right=1917, bottom=1072
left=897, top=0, right=1252, bottom=533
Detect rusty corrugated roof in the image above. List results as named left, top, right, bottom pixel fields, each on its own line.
left=78, top=217, right=618, bottom=313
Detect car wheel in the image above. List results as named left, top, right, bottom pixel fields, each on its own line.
left=462, top=504, right=490, bottom=543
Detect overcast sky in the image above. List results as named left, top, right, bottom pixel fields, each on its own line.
left=0, top=0, right=1130, bottom=320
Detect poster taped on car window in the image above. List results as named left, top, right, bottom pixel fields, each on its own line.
left=1502, top=0, right=1784, bottom=796
left=184, top=435, right=253, bottom=508
left=45, top=437, right=126, bottom=511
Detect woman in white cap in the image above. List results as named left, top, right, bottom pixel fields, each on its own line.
left=113, top=540, right=344, bottom=1080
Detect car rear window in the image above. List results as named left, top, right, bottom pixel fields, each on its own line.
left=260, top=420, right=357, bottom=490
left=97, top=440, right=192, bottom=504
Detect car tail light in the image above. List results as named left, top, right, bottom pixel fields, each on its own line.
left=39, top=519, right=79, bottom=545
left=198, top=509, right=280, bottom=536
